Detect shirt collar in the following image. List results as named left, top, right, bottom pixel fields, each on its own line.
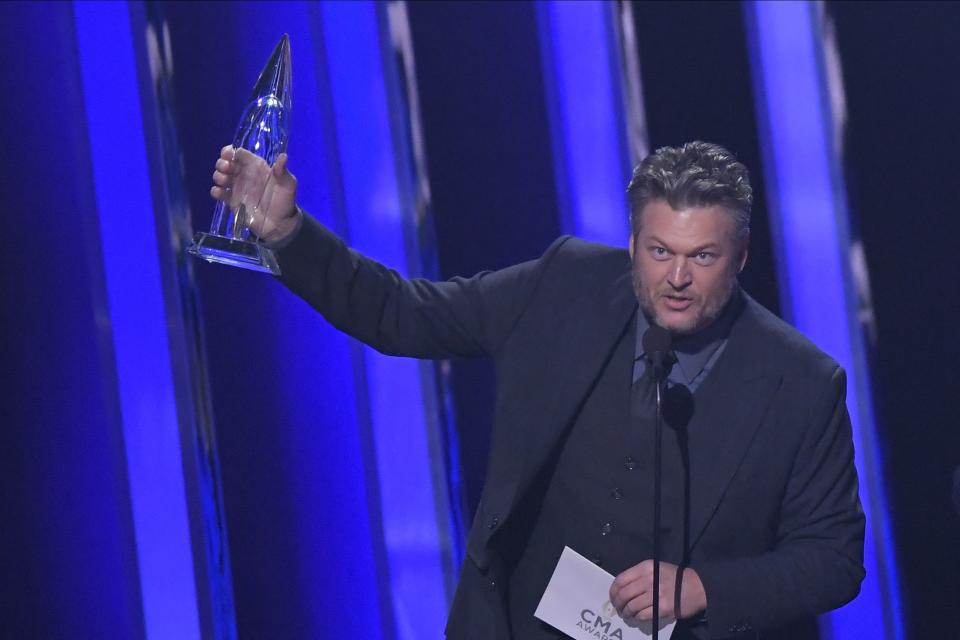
left=634, top=287, right=743, bottom=386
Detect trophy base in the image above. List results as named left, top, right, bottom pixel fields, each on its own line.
left=187, top=232, right=281, bottom=275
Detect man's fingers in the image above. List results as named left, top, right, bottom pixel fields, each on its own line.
left=272, top=153, right=288, bottom=176
left=624, top=595, right=676, bottom=623
left=610, top=577, right=649, bottom=610
left=632, top=602, right=653, bottom=622
left=212, top=146, right=236, bottom=202
left=610, top=560, right=654, bottom=610
left=620, top=592, right=652, bottom=619
left=212, top=168, right=233, bottom=187
left=215, top=158, right=235, bottom=174
left=272, top=153, right=296, bottom=188
left=610, top=560, right=654, bottom=603
left=612, top=560, right=654, bottom=589
left=611, top=560, right=687, bottom=623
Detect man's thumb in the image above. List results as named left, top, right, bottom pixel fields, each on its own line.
left=273, top=153, right=293, bottom=183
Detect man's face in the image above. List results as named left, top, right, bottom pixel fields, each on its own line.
left=629, top=200, right=748, bottom=335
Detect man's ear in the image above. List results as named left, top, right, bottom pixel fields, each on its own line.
left=736, top=231, right=750, bottom=273
left=629, top=233, right=636, bottom=259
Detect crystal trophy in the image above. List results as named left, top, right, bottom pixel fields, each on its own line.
left=187, top=35, right=291, bottom=275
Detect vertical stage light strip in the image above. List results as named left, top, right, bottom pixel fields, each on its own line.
left=320, top=2, right=453, bottom=638
left=384, top=0, right=467, bottom=585
left=129, top=3, right=238, bottom=637
left=537, top=0, right=631, bottom=244
left=745, top=2, right=902, bottom=639
left=219, top=4, right=391, bottom=636
left=73, top=2, right=201, bottom=639
left=611, top=0, right=651, bottom=169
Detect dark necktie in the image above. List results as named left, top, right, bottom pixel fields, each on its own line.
left=631, top=351, right=678, bottom=420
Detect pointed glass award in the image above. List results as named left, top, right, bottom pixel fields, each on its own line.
left=187, top=35, right=291, bottom=275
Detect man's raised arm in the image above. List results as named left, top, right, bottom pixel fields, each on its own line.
left=209, top=146, right=562, bottom=361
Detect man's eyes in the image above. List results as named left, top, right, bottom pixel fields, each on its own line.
left=648, top=247, right=717, bottom=264
left=694, top=251, right=717, bottom=264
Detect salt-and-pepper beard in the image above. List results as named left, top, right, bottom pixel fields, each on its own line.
left=631, top=258, right=740, bottom=336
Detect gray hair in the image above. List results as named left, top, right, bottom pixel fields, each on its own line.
left=627, top=141, right=752, bottom=238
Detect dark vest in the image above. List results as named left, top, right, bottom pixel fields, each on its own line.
left=504, top=315, right=694, bottom=639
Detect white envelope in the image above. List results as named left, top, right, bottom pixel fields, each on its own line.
left=534, top=546, right=676, bottom=640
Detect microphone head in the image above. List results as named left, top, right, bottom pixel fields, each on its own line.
left=642, top=325, right=674, bottom=379
left=642, top=324, right=672, bottom=355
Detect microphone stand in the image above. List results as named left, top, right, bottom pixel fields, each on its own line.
left=652, top=368, right=665, bottom=640
left=641, top=326, right=673, bottom=640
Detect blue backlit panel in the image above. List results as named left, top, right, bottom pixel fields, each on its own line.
left=538, top=0, right=631, bottom=245
left=746, top=2, right=902, bottom=638
left=212, top=2, right=393, bottom=637
left=320, top=3, right=453, bottom=637
left=73, top=2, right=201, bottom=638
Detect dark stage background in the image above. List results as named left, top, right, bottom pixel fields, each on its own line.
left=1, top=1, right=958, bottom=638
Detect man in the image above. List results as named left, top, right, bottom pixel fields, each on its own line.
left=211, top=141, right=864, bottom=639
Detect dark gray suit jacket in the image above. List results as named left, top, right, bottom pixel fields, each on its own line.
left=276, top=215, right=865, bottom=639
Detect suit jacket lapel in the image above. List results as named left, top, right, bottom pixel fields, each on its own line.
left=686, top=298, right=783, bottom=550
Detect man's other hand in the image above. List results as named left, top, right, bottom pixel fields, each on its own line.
left=609, top=560, right=707, bottom=624
left=210, top=145, right=299, bottom=245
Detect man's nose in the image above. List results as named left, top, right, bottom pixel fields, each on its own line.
left=667, top=257, right=692, bottom=289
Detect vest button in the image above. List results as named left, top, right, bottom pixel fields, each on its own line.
left=624, top=456, right=637, bottom=470
left=600, top=522, right=614, bottom=536
left=487, top=516, right=500, bottom=530
left=611, top=487, right=623, bottom=500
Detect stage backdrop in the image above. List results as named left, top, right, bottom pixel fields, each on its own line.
left=2, top=2, right=958, bottom=639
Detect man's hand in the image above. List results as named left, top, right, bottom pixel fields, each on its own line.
left=609, top=560, right=707, bottom=624
left=210, top=145, right=299, bottom=245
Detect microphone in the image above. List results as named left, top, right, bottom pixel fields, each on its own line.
left=642, top=325, right=675, bottom=380
left=641, top=325, right=674, bottom=640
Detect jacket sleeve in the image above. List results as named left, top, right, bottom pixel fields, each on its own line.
left=694, top=366, right=866, bottom=637
left=275, top=210, right=566, bottom=360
